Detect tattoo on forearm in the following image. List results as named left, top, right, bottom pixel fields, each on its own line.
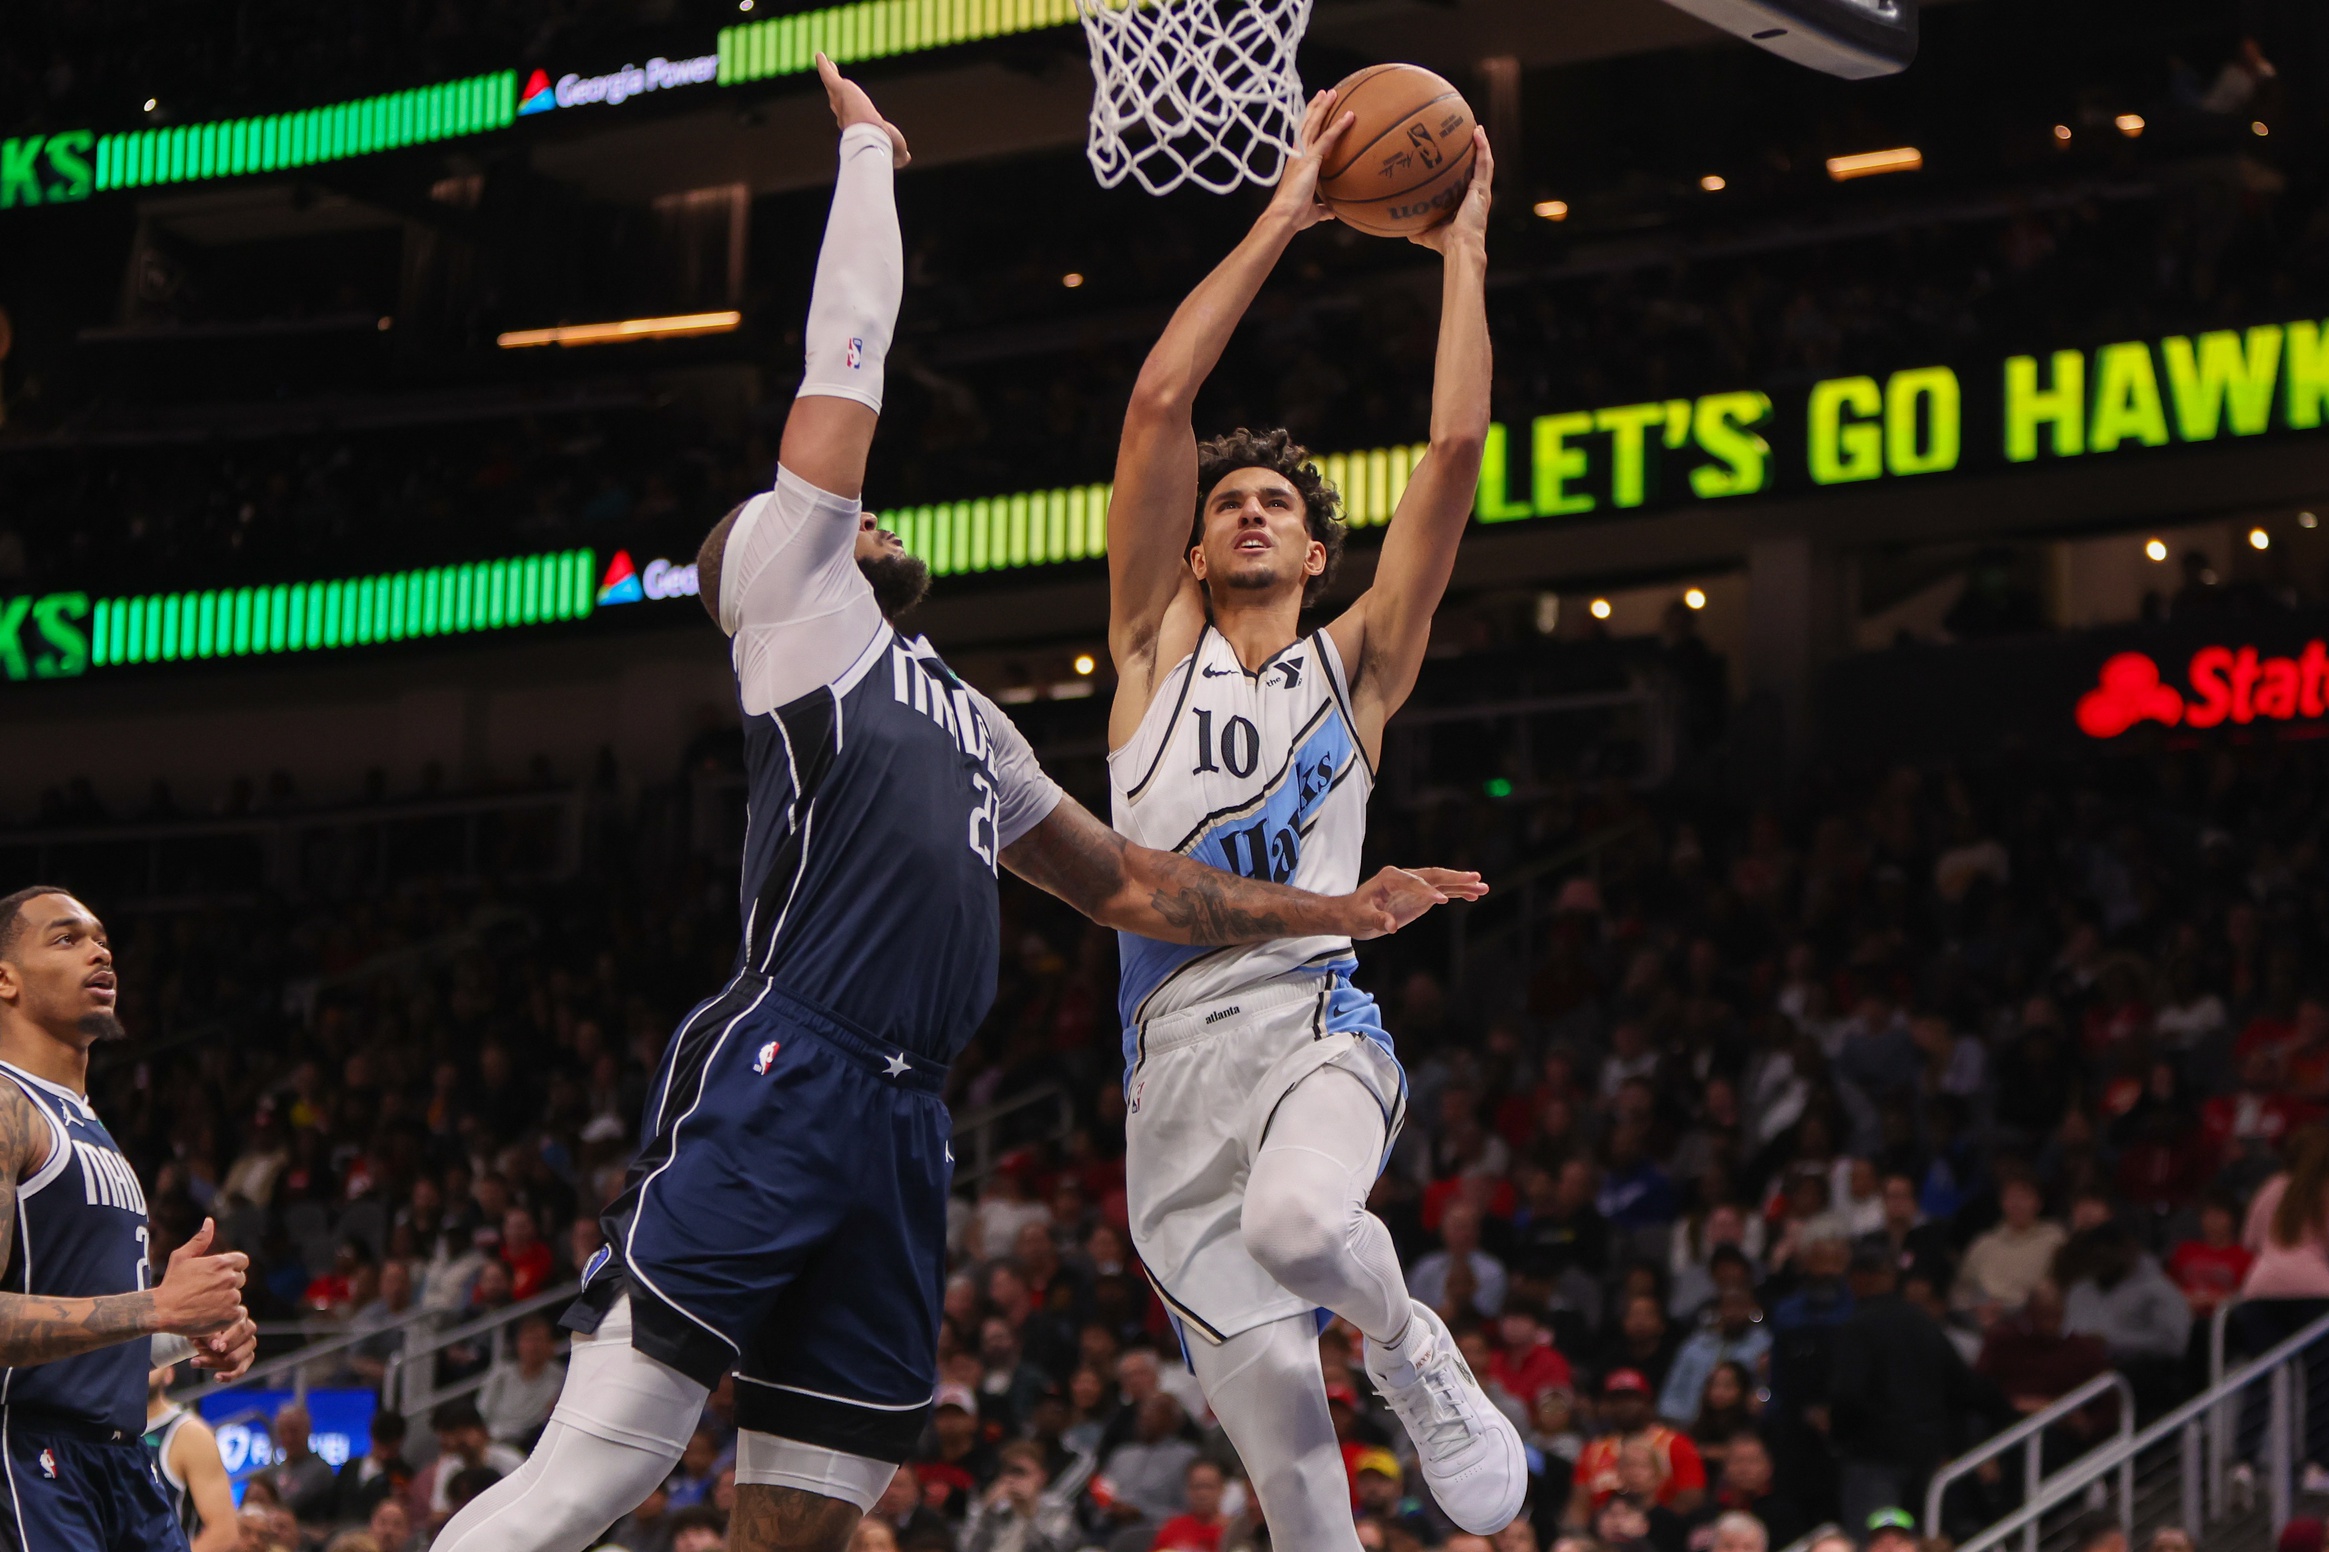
left=1145, top=855, right=1292, bottom=943
left=0, top=1084, right=157, bottom=1366
left=729, top=1485, right=861, bottom=1552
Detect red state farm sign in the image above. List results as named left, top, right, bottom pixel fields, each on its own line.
left=2078, top=642, right=2329, bottom=737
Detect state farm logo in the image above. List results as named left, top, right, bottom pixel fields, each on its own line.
left=2077, top=641, right=2329, bottom=738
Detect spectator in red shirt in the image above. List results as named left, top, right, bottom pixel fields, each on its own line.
left=1491, top=1299, right=1576, bottom=1413
left=1150, top=1460, right=1229, bottom=1552
left=2167, top=1193, right=2256, bottom=1317
left=2200, top=1050, right=2319, bottom=1169
left=1567, top=1369, right=1707, bottom=1527
left=499, top=1207, right=553, bottom=1300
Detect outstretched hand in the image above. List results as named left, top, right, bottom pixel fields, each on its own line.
left=1410, top=126, right=1493, bottom=254
left=1266, top=89, right=1356, bottom=232
left=816, top=52, right=910, bottom=167
left=1346, top=866, right=1489, bottom=940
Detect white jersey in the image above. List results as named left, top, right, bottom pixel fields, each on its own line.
left=1108, top=622, right=1374, bottom=1037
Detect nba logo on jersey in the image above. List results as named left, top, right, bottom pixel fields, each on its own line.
left=754, top=1040, right=780, bottom=1074
left=846, top=336, right=864, bottom=369
left=38, top=1449, right=56, bottom=1480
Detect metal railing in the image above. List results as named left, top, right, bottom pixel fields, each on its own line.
left=1951, top=1307, right=2329, bottom=1552
left=172, top=1297, right=451, bottom=1406
left=951, top=1082, right=1075, bottom=1189
left=1924, top=1370, right=2136, bottom=1552
left=381, top=1281, right=580, bottom=1423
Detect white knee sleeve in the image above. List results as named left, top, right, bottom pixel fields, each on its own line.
left=434, top=1296, right=709, bottom=1552
left=736, top=1431, right=899, bottom=1512
left=1244, top=1067, right=1409, bottom=1343
left=1191, top=1316, right=1363, bottom=1552
left=799, top=121, right=902, bottom=413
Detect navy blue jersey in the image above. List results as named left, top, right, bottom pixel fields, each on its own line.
left=0, top=1064, right=152, bottom=1437
left=731, top=628, right=1059, bottom=1065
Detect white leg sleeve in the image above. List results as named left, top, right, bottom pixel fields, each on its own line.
left=735, top=1431, right=899, bottom=1512
left=799, top=121, right=901, bottom=412
left=1242, top=1066, right=1411, bottom=1344
left=434, top=1296, right=709, bottom=1552
left=1190, top=1315, right=1364, bottom=1552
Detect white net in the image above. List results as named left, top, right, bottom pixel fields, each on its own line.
left=1077, top=0, right=1314, bottom=196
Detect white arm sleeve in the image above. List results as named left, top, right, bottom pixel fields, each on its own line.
left=962, top=685, right=1066, bottom=848
left=723, top=466, right=887, bottom=716
left=799, top=121, right=901, bottom=411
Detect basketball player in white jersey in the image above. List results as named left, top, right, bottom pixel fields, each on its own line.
left=145, top=1363, right=238, bottom=1552
left=1104, top=92, right=1522, bottom=1540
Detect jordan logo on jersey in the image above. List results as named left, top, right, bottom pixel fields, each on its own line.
left=75, top=1139, right=147, bottom=1214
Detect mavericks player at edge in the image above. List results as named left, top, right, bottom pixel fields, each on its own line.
left=1104, top=92, right=1523, bottom=1543
left=439, top=57, right=1482, bottom=1552
left=0, top=885, right=259, bottom=1552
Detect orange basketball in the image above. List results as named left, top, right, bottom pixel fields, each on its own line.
left=1316, top=64, right=1478, bottom=238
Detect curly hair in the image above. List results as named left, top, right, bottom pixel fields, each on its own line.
left=1192, top=427, right=1345, bottom=609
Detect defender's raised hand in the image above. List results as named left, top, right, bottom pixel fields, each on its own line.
left=1267, top=89, right=1357, bottom=231
left=1411, top=126, right=1492, bottom=254
left=816, top=52, right=909, bottom=166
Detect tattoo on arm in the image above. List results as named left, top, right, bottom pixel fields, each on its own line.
left=1001, top=797, right=1326, bottom=945
left=729, top=1485, right=862, bottom=1552
left=0, top=1083, right=157, bottom=1367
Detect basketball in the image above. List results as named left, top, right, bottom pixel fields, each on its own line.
left=1316, top=64, right=1479, bottom=238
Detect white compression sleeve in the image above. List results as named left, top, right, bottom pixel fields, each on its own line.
left=735, top=1431, right=900, bottom=1512
left=434, top=1296, right=709, bottom=1552
left=1241, top=1065, right=1411, bottom=1344
left=799, top=121, right=902, bottom=412
left=1189, top=1314, right=1364, bottom=1552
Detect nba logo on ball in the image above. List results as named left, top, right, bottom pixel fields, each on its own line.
left=755, top=1040, right=780, bottom=1074
left=846, top=337, right=863, bottom=369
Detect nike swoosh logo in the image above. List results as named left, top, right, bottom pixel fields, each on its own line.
left=1202, top=666, right=1238, bottom=677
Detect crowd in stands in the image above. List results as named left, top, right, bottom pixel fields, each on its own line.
left=39, top=683, right=2329, bottom=1551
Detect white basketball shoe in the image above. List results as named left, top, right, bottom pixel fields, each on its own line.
left=1362, top=1298, right=1528, bottom=1533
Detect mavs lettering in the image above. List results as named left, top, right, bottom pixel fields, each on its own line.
left=891, top=643, right=1002, bottom=871
left=74, top=1139, right=148, bottom=1214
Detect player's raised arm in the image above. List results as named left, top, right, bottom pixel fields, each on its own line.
left=774, top=53, right=908, bottom=501
left=1001, top=794, right=1484, bottom=943
left=1326, top=128, right=1494, bottom=752
left=1107, top=92, right=1355, bottom=743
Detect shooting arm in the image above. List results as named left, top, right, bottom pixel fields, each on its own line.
left=0, top=1085, right=161, bottom=1366
left=1332, top=134, right=1493, bottom=730
left=1001, top=795, right=1477, bottom=944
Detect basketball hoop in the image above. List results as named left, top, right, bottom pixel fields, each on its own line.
left=1076, top=0, right=1313, bottom=196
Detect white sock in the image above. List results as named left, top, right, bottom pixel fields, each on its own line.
left=1240, top=1066, right=1410, bottom=1345
left=1190, top=1315, right=1364, bottom=1552
left=435, top=1297, right=709, bottom=1552
left=798, top=121, right=902, bottom=412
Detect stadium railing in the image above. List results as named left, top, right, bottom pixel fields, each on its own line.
left=952, top=1081, right=1076, bottom=1190
left=378, top=1280, right=580, bottom=1424
left=1923, top=1370, right=2136, bottom=1552
left=1946, top=1307, right=2329, bottom=1552
left=172, top=1294, right=458, bottom=1406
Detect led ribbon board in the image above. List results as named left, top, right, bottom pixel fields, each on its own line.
left=715, top=0, right=1080, bottom=84
left=0, top=549, right=597, bottom=682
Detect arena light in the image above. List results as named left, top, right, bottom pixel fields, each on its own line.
left=2114, top=114, right=2144, bottom=138
left=2253, top=121, right=2270, bottom=137
left=2250, top=527, right=2271, bottom=551
left=1590, top=597, right=1613, bottom=619
left=2145, top=538, right=2168, bottom=562
left=496, top=311, right=742, bottom=349
left=1699, top=174, right=1727, bottom=192
left=2052, top=124, right=2072, bottom=142
left=1073, top=653, right=1096, bottom=675
left=1683, top=587, right=1707, bottom=610
left=1061, top=273, right=1085, bottom=289
left=1824, top=146, right=1921, bottom=181
left=1532, top=200, right=1569, bottom=221
left=2303, top=512, right=2320, bottom=530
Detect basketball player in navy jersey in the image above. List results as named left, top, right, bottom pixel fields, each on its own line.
left=1100, top=90, right=1521, bottom=1547
left=437, top=57, right=1482, bottom=1552
left=0, top=884, right=259, bottom=1551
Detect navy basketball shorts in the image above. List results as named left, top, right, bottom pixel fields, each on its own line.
left=572, top=974, right=951, bottom=1464
left=0, top=1415, right=186, bottom=1552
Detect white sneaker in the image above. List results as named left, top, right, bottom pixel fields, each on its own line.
left=1363, top=1300, right=1527, bottom=1533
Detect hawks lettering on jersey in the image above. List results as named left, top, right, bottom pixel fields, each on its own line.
left=1108, top=625, right=1372, bottom=1032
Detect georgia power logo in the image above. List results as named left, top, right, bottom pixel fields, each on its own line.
left=517, top=55, right=718, bottom=116
left=2077, top=640, right=2329, bottom=738
left=596, top=550, right=700, bottom=606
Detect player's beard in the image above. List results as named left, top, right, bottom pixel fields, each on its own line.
left=78, top=1010, right=126, bottom=1043
left=860, top=552, right=931, bottom=619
